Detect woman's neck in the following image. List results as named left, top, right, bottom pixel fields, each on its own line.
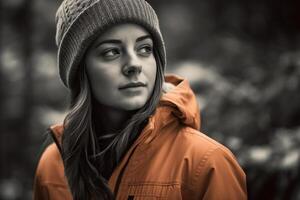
left=92, top=100, right=136, bottom=135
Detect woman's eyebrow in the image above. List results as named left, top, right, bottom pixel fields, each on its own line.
left=136, top=35, right=152, bottom=42
left=95, top=35, right=152, bottom=48
left=94, top=39, right=122, bottom=48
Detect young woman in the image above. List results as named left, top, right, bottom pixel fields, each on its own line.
left=33, top=0, right=247, bottom=199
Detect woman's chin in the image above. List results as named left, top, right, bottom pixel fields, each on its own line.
left=119, top=98, right=148, bottom=111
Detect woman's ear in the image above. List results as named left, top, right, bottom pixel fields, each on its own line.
left=162, top=82, right=175, bottom=94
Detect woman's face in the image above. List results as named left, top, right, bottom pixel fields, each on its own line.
left=84, top=23, right=157, bottom=111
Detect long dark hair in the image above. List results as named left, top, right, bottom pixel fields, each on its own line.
left=61, top=49, right=164, bottom=200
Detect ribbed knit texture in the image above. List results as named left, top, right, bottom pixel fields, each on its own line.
left=55, top=0, right=166, bottom=89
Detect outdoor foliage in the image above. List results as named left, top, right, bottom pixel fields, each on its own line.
left=0, top=0, right=299, bottom=199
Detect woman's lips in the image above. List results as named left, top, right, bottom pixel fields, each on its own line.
left=119, top=82, right=146, bottom=90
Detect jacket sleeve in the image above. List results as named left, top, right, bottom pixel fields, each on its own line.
left=32, top=144, right=72, bottom=200
left=194, top=147, right=247, bottom=200
left=33, top=148, right=50, bottom=200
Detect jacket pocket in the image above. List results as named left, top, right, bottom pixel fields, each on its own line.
left=126, top=182, right=182, bottom=200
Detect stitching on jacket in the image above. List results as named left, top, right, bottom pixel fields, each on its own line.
left=184, top=128, right=223, bottom=147
left=40, top=181, right=69, bottom=188
left=128, top=181, right=180, bottom=186
left=192, top=147, right=220, bottom=189
left=127, top=182, right=183, bottom=197
left=128, top=181, right=194, bottom=193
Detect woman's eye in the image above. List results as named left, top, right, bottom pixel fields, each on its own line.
left=138, top=45, right=153, bottom=56
left=100, top=48, right=120, bottom=59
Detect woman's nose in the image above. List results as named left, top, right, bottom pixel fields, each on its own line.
left=122, top=64, right=142, bottom=76
left=122, top=52, right=142, bottom=76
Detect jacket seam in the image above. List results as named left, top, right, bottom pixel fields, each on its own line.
left=183, top=128, right=223, bottom=147
left=184, top=128, right=238, bottom=162
left=127, top=181, right=194, bottom=192
left=192, top=146, right=220, bottom=190
left=39, top=181, right=68, bottom=188
left=128, top=181, right=180, bottom=186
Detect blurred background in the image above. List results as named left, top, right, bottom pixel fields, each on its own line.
left=0, top=0, right=300, bottom=199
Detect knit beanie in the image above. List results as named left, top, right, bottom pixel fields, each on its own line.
left=55, top=0, right=166, bottom=89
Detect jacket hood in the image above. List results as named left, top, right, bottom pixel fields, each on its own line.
left=160, top=74, right=201, bottom=130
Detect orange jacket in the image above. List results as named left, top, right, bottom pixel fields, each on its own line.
left=33, top=75, right=247, bottom=200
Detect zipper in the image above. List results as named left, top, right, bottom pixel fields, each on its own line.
left=113, top=122, right=154, bottom=198
left=113, top=145, right=139, bottom=198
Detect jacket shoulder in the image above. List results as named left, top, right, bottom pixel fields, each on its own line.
left=177, top=127, right=231, bottom=157
left=179, top=128, right=247, bottom=199
left=34, top=143, right=66, bottom=185
left=33, top=143, right=71, bottom=199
